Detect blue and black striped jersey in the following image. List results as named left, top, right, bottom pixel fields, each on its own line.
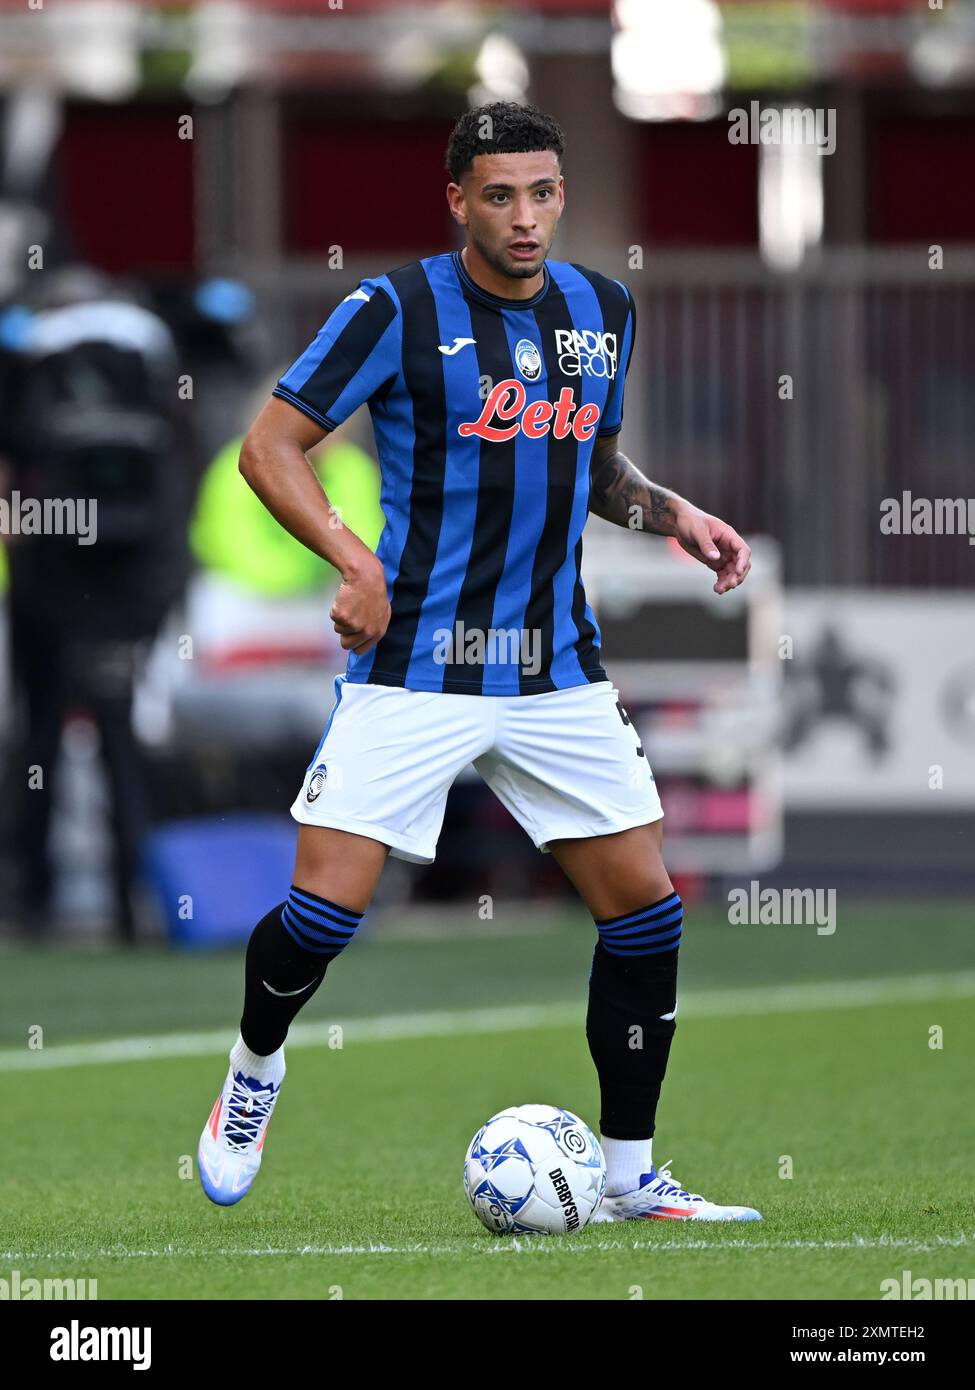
left=272, top=250, right=636, bottom=695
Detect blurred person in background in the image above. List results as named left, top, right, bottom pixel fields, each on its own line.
left=0, top=265, right=189, bottom=941
left=190, top=383, right=384, bottom=603
left=181, top=376, right=384, bottom=701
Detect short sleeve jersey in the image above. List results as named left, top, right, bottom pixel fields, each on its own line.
left=273, top=251, right=636, bottom=695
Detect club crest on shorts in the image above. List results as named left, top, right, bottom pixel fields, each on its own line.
left=514, top=338, right=542, bottom=381
left=306, top=763, right=328, bottom=803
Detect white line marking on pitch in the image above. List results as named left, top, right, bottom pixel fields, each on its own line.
left=2, top=971, right=975, bottom=1073
left=1, top=1234, right=972, bottom=1261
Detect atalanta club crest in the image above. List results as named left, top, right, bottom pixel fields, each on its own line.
left=514, top=338, right=542, bottom=381
left=306, top=763, right=328, bottom=803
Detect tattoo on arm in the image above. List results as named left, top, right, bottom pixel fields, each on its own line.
left=589, top=438, right=679, bottom=535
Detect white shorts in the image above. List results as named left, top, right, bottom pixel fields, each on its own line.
left=291, top=677, right=663, bottom=864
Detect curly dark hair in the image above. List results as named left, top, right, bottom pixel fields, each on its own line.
left=445, top=102, right=565, bottom=183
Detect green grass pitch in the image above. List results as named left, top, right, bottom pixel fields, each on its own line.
left=2, top=903, right=973, bottom=1300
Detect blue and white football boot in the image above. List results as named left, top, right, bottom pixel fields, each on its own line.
left=197, top=1066, right=281, bottom=1207
left=590, top=1159, right=762, bottom=1222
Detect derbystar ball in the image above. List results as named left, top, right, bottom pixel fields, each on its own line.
left=463, top=1104, right=606, bottom=1235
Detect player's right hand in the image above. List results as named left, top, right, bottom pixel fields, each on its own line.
left=329, top=556, right=391, bottom=655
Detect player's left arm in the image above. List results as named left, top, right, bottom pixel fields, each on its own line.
left=588, top=433, right=751, bottom=595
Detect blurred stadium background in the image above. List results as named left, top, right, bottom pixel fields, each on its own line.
left=0, top=0, right=973, bottom=1301
left=1, top=0, right=973, bottom=943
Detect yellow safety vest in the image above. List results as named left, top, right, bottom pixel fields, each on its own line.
left=190, top=436, right=385, bottom=595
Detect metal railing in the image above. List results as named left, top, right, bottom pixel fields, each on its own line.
left=249, top=247, right=975, bottom=587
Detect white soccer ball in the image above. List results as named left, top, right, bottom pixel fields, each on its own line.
left=463, top=1104, right=606, bottom=1235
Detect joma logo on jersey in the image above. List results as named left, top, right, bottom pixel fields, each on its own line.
left=554, top=329, right=617, bottom=379
left=458, top=379, right=600, bottom=442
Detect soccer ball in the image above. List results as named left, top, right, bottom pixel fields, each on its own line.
left=463, top=1104, right=606, bottom=1235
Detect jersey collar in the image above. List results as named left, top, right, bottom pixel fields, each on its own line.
left=451, top=250, right=551, bottom=311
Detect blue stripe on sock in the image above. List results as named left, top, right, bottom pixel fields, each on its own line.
left=600, top=925, right=683, bottom=956
left=280, top=886, right=363, bottom=958
left=599, top=907, right=684, bottom=938
left=281, top=905, right=355, bottom=949
left=280, top=907, right=344, bottom=955
left=285, top=899, right=359, bottom=936
left=289, top=887, right=362, bottom=925
left=286, top=887, right=361, bottom=925
left=595, top=894, right=683, bottom=957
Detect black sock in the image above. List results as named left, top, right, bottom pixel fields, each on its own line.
left=586, top=894, right=682, bottom=1140
left=240, top=886, right=363, bottom=1056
